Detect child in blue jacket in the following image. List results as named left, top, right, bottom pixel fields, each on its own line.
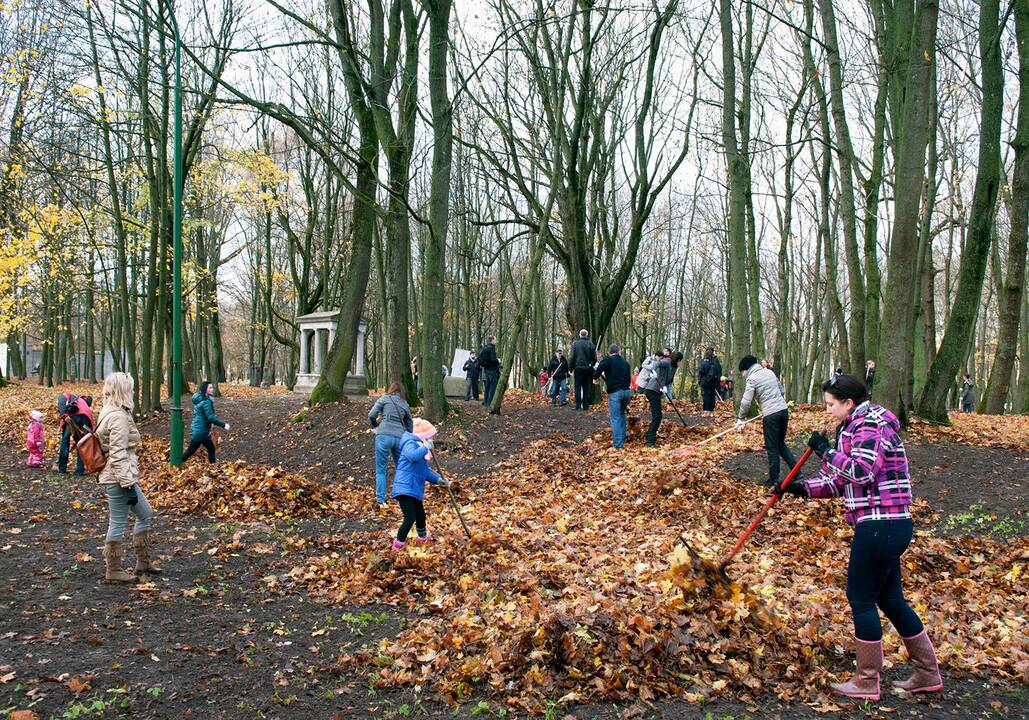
left=391, top=419, right=448, bottom=550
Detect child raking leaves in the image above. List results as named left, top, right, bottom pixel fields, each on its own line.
left=391, top=418, right=449, bottom=550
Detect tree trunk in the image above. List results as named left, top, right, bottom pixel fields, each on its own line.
left=875, top=0, right=939, bottom=421
left=984, top=1, right=1028, bottom=414
left=916, top=0, right=1002, bottom=422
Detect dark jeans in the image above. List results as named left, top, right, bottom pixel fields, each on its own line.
left=58, top=418, right=90, bottom=475
left=573, top=368, right=592, bottom=410
left=644, top=388, right=662, bottom=445
left=482, top=370, right=499, bottom=406
left=465, top=377, right=480, bottom=401
left=701, top=385, right=717, bottom=411
left=762, top=409, right=797, bottom=486
left=396, top=495, right=427, bottom=541
left=847, top=519, right=923, bottom=641
left=182, top=437, right=217, bottom=463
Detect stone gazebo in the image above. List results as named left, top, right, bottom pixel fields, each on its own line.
left=294, top=311, right=368, bottom=396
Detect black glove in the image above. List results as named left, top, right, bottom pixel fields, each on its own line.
left=770, top=481, right=808, bottom=498
left=125, top=485, right=139, bottom=507
left=807, top=431, right=831, bottom=457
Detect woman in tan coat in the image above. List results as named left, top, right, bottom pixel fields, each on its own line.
left=96, top=372, right=157, bottom=582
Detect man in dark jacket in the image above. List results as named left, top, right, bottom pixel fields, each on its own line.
left=570, top=329, right=597, bottom=411
left=462, top=351, right=481, bottom=401
left=864, top=360, right=876, bottom=399
left=594, top=344, right=632, bottom=448
left=477, top=336, right=501, bottom=406
left=547, top=349, right=570, bottom=406
left=697, top=346, right=722, bottom=413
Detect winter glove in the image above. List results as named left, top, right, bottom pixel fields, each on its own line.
left=734, top=419, right=746, bottom=432
left=807, top=431, right=831, bottom=457
left=436, top=477, right=450, bottom=489
left=224, top=424, right=231, bottom=431
left=770, top=481, right=808, bottom=498
left=423, top=438, right=434, bottom=452
left=125, top=485, right=139, bottom=507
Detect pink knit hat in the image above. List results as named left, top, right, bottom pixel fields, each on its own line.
left=412, top=418, right=437, bottom=441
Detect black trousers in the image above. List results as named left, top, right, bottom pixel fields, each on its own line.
left=465, top=377, right=480, bottom=400
left=762, top=409, right=797, bottom=486
left=182, top=437, right=217, bottom=463
left=701, top=385, right=717, bottom=411
left=396, top=495, right=427, bottom=541
left=573, top=368, right=592, bottom=410
left=644, top=388, right=662, bottom=444
left=847, top=519, right=923, bottom=641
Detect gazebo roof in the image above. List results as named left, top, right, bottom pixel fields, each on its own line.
left=295, top=310, right=340, bottom=324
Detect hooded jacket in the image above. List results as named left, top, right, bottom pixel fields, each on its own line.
left=190, top=390, right=226, bottom=440
left=96, top=404, right=141, bottom=488
left=801, top=402, right=912, bottom=525
left=737, top=364, right=788, bottom=418
left=391, top=432, right=442, bottom=500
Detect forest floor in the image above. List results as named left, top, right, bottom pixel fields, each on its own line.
left=0, top=381, right=1026, bottom=720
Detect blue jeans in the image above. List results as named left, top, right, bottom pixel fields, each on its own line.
left=607, top=389, right=632, bottom=448
left=847, top=519, right=923, bottom=641
left=550, top=378, right=568, bottom=405
left=483, top=370, right=499, bottom=406
left=58, top=419, right=89, bottom=475
left=105, top=483, right=153, bottom=542
left=962, top=404, right=973, bottom=413
left=374, top=434, right=402, bottom=504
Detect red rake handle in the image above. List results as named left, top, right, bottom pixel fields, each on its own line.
left=721, top=446, right=814, bottom=568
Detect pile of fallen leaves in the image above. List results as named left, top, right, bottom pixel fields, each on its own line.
left=137, top=437, right=361, bottom=521
left=275, top=414, right=1027, bottom=712
left=907, top=413, right=1029, bottom=450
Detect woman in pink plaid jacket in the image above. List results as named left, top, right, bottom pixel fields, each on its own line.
left=777, top=373, right=942, bottom=702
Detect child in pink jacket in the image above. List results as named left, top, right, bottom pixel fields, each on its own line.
left=26, top=410, right=45, bottom=467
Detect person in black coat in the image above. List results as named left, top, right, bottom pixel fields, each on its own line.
left=697, top=346, right=722, bottom=412
left=594, top=344, right=632, bottom=448
left=477, top=336, right=501, bottom=406
left=570, top=329, right=598, bottom=411
left=547, top=349, right=570, bottom=406
left=463, top=351, right=481, bottom=401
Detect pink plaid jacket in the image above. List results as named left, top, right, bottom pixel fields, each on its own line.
left=802, top=402, right=913, bottom=525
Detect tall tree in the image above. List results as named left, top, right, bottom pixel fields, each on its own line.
left=984, top=0, right=1028, bottom=414
left=917, top=0, right=1003, bottom=421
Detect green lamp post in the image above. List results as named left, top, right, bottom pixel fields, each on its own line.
left=167, top=0, right=184, bottom=467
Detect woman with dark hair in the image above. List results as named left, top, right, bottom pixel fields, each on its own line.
left=183, top=381, right=229, bottom=463
left=368, top=383, right=414, bottom=509
left=776, top=373, right=941, bottom=701
left=641, top=349, right=682, bottom=447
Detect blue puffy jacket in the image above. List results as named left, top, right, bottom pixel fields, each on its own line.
left=391, top=432, right=441, bottom=500
left=189, top=391, right=226, bottom=440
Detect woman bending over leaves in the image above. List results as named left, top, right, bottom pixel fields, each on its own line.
left=96, top=372, right=160, bottom=583
left=390, top=419, right=449, bottom=551
left=775, top=373, right=942, bottom=701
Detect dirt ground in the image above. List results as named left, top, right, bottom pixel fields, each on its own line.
left=1, top=390, right=1027, bottom=720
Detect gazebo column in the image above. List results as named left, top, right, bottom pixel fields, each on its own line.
left=355, top=322, right=367, bottom=377
left=313, top=328, right=325, bottom=374
left=299, top=329, right=310, bottom=374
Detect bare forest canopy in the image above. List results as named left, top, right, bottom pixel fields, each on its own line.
left=1, top=0, right=1027, bottom=423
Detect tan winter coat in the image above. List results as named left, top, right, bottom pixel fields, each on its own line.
left=96, top=405, right=141, bottom=488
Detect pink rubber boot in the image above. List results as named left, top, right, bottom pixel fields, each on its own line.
left=390, top=539, right=406, bottom=552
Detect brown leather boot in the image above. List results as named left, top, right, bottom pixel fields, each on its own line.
left=892, top=630, right=943, bottom=693
left=831, top=638, right=882, bottom=701
left=104, top=541, right=136, bottom=583
left=132, top=531, right=162, bottom=576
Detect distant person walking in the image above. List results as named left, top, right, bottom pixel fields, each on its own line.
left=478, top=336, right=501, bottom=406
left=865, top=360, right=876, bottom=398
left=368, top=383, right=414, bottom=508
left=547, top=349, right=570, bottom=406
left=960, top=373, right=976, bottom=413
left=462, top=351, right=480, bottom=401
left=570, top=330, right=597, bottom=411
left=735, top=355, right=797, bottom=487
left=182, top=381, right=229, bottom=464
left=594, top=344, right=632, bottom=449
left=698, top=346, right=722, bottom=412
left=96, top=372, right=157, bottom=583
